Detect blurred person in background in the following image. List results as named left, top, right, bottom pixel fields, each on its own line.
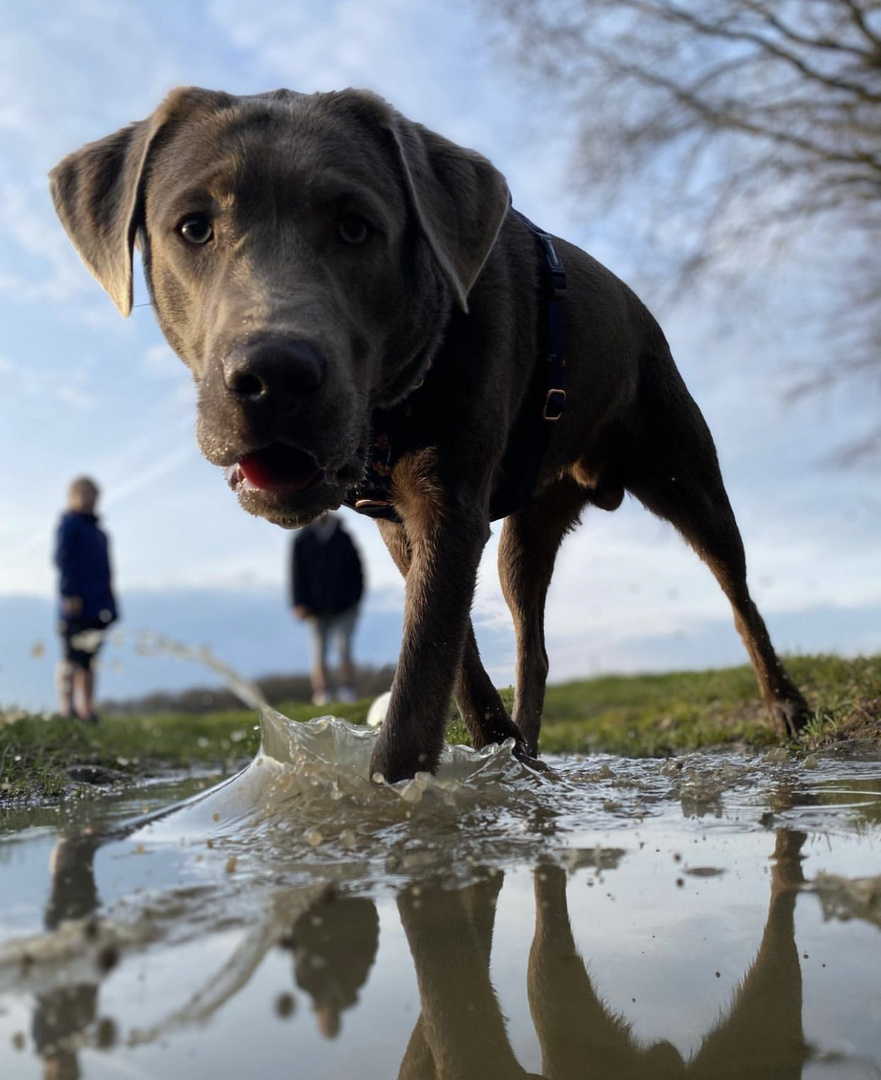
left=54, top=476, right=118, bottom=722
left=291, top=513, right=364, bottom=706
left=290, top=893, right=379, bottom=1039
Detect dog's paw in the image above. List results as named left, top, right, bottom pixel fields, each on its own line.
left=511, top=738, right=543, bottom=769
left=771, top=693, right=811, bottom=739
left=369, top=738, right=440, bottom=785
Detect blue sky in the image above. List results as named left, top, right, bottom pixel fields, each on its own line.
left=1, top=0, right=878, bottom=711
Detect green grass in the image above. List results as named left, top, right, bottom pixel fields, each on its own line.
left=537, top=653, right=881, bottom=756
left=1, top=653, right=878, bottom=803
left=0, top=709, right=257, bottom=802
left=0, top=698, right=377, bottom=803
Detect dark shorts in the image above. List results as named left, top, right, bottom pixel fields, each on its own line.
left=60, top=617, right=110, bottom=670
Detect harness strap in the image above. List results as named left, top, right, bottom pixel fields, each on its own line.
left=343, top=209, right=566, bottom=523
left=488, top=211, right=566, bottom=520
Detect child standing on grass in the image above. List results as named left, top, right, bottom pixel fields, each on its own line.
left=54, top=476, right=118, bottom=722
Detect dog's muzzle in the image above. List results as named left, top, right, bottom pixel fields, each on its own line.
left=213, top=336, right=332, bottom=495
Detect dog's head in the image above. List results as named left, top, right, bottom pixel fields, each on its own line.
left=49, top=88, right=509, bottom=527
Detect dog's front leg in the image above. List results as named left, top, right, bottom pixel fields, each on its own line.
left=378, top=519, right=525, bottom=755
left=369, top=453, right=489, bottom=784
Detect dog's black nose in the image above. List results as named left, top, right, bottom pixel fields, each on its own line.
left=224, top=338, right=326, bottom=403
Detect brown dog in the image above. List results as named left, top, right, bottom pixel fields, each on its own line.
left=50, top=87, right=809, bottom=781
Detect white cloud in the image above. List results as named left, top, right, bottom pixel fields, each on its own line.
left=209, top=0, right=431, bottom=97
left=0, top=353, right=94, bottom=410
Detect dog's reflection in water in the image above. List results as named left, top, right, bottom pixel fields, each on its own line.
left=397, top=831, right=809, bottom=1080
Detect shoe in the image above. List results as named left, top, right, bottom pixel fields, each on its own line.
left=337, top=686, right=357, bottom=703
left=311, top=690, right=330, bottom=707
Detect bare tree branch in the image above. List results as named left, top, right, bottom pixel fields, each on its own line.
left=480, top=0, right=881, bottom=456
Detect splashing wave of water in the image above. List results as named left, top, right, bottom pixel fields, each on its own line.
left=140, top=704, right=569, bottom=876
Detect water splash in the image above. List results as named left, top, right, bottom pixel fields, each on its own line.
left=91, top=632, right=560, bottom=879
left=120, top=629, right=548, bottom=809
left=129, top=629, right=270, bottom=711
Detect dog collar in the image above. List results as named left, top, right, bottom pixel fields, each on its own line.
left=343, top=209, right=567, bottom=523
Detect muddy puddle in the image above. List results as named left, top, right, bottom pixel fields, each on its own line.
left=1, top=704, right=880, bottom=1079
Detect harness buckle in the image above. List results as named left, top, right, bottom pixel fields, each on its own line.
left=543, top=388, right=566, bottom=421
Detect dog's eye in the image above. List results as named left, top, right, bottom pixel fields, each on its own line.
left=178, top=215, right=214, bottom=246
left=338, top=215, right=370, bottom=245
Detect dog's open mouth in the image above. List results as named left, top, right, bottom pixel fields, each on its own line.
left=225, top=443, right=324, bottom=496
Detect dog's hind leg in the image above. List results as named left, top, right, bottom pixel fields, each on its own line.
left=498, top=476, right=588, bottom=755
left=624, top=369, right=809, bottom=737
left=455, top=624, right=527, bottom=751
left=377, top=519, right=524, bottom=752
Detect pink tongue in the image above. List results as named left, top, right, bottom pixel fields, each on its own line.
left=238, top=448, right=321, bottom=494
left=239, top=452, right=274, bottom=490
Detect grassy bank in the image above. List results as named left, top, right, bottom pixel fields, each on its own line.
left=1, top=653, right=879, bottom=803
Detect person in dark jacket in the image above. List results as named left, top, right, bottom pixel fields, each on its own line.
left=291, top=513, right=364, bottom=705
left=54, top=476, right=118, bottom=721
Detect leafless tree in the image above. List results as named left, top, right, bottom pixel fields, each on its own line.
left=482, top=0, right=881, bottom=458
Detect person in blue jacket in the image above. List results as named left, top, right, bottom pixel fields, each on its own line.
left=291, top=513, right=364, bottom=706
left=54, top=477, right=118, bottom=721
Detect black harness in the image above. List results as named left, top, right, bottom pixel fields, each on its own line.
left=342, top=209, right=567, bottom=523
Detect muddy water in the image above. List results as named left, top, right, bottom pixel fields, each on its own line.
left=1, top=709, right=880, bottom=1079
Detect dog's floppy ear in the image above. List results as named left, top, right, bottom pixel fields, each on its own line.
left=390, top=115, right=510, bottom=312
left=49, top=87, right=227, bottom=317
